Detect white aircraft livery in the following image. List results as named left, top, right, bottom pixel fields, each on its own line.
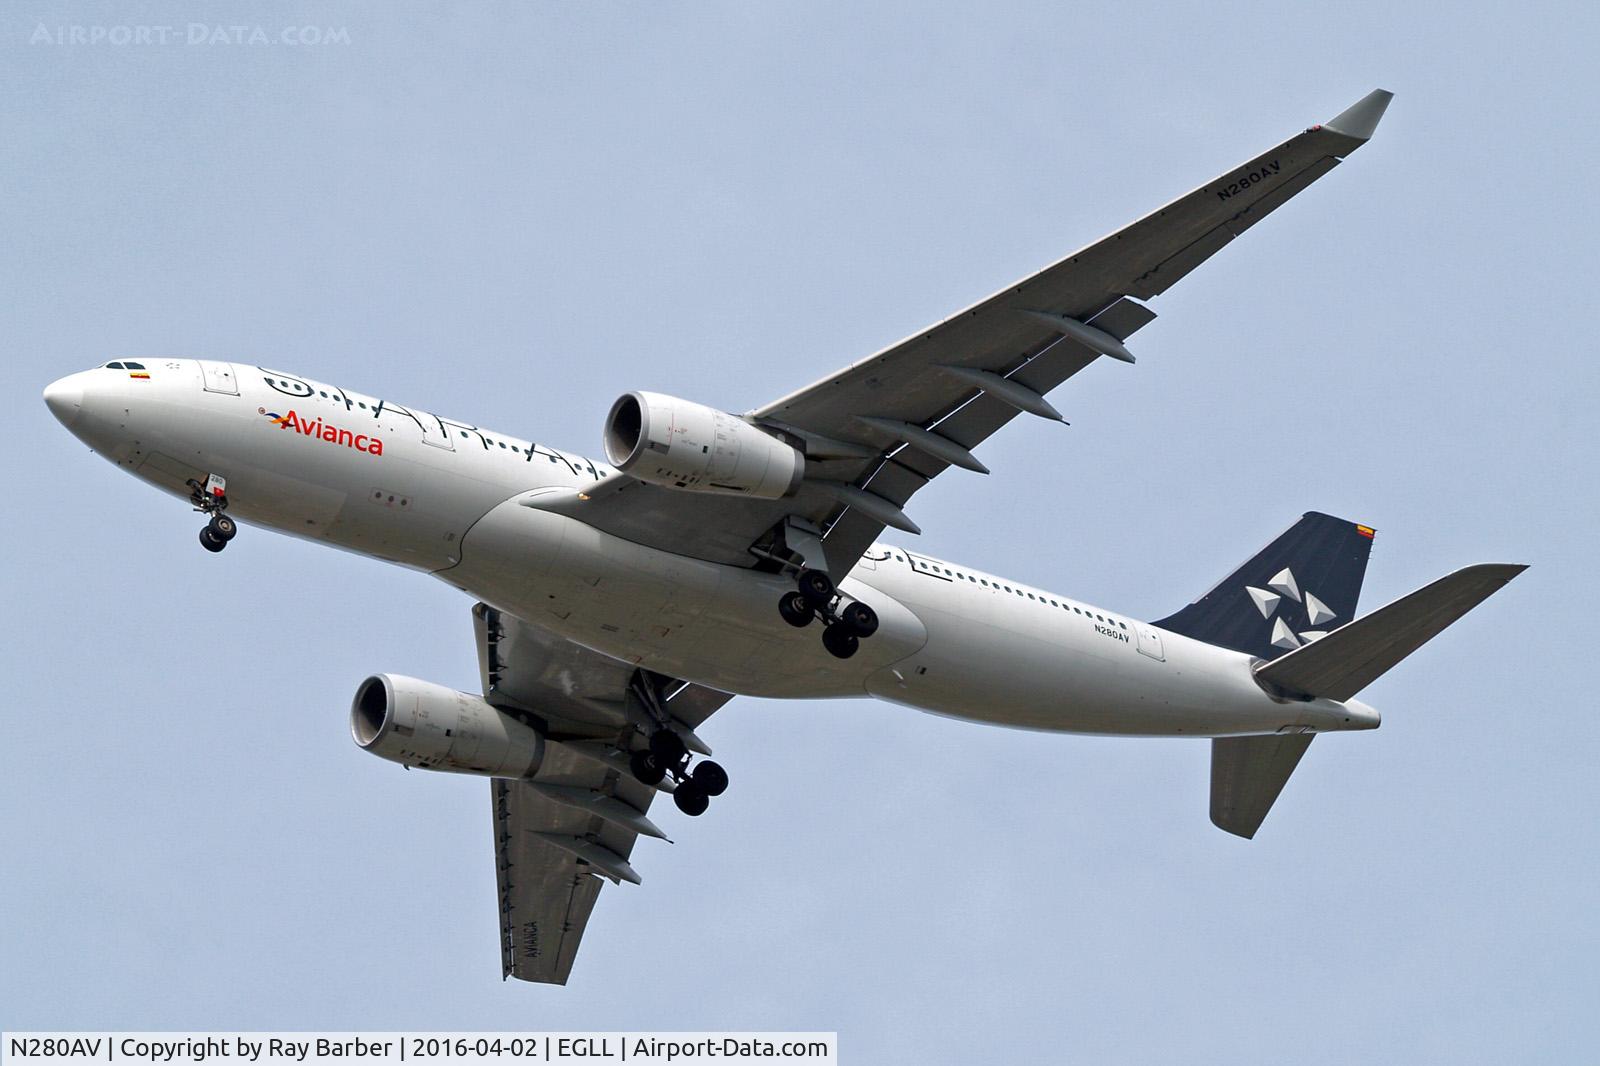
left=43, top=90, right=1524, bottom=984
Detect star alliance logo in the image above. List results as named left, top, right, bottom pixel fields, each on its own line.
left=1246, top=568, right=1336, bottom=650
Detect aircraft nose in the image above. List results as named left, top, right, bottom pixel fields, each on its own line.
left=43, top=375, right=84, bottom=428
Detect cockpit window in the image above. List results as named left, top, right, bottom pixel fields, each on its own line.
left=105, top=361, right=124, bottom=369
left=123, top=361, right=145, bottom=370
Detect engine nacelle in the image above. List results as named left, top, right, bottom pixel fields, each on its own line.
left=350, top=674, right=544, bottom=779
left=603, top=390, right=804, bottom=499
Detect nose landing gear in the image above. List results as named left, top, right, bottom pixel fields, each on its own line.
left=777, top=567, right=879, bottom=659
left=188, top=474, right=238, bottom=553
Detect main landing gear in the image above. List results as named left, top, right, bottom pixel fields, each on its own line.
left=624, top=671, right=728, bottom=818
left=188, top=474, right=238, bottom=553
left=777, top=567, right=879, bottom=660
left=629, top=729, right=729, bottom=817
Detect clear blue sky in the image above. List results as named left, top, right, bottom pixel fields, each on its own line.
left=4, top=2, right=1595, bottom=1062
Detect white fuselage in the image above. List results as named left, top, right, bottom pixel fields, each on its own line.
left=44, top=360, right=1379, bottom=738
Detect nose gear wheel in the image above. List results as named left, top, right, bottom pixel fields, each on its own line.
left=188, top=475, right=237, bottom=553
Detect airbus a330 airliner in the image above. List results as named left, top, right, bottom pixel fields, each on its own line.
left=43, top=90, right=1523, bottom=984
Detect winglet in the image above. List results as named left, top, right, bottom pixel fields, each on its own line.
left=1324, top=89, right=1394, bottom=142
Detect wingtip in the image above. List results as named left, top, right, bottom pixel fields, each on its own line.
left=1449, top=561, right=1529, bottom=586
left=1324, top=89, right=1394, bottom=142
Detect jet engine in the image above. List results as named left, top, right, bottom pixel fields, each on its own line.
left=350, top=673, right=544, bottom=779
left=603, top=391, right=804, bottom=499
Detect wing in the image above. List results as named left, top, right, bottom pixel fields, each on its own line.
left=529, top=90, right=1393, bottom=576
left=474, top=603, right=734, bottom=984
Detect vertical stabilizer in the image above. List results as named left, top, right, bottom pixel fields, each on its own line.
left=1155, top=512, right=1374, bottom=661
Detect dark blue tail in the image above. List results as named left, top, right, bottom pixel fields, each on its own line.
left=1154, top=512, right=1375, bottom=661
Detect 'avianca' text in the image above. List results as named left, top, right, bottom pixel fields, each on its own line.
left=270, top=410, right=384, bottom=455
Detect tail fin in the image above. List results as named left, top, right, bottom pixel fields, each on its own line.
left=1155, top=512, right=1375, bottom=661
left=1209, top=562, right=1524, bottom=839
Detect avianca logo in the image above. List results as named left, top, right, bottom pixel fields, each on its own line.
left=263, top=409, right=384, bottom=455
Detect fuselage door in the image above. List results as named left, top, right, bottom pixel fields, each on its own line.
left=1135, top=624, right=1166, bottom=662
left=856, top=546, right=891, bottom=572
left=414, top=409, right=456, bottom=451
left=199, top=360, right=239, bottom=395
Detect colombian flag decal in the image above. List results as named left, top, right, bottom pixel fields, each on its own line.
left=1356, top=524, right=1376, bottom=539
left=129, top=371, right=151, bottom=379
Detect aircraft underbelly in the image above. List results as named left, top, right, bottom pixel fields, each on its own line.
left=851, top=569, right=1348, bottom=737
left=450, top=503, right=929, bottom=698
left=449, top=507, right=1358, bottom=734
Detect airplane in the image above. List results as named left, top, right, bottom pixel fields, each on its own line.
left=42, top=89, right=1524, bottom=984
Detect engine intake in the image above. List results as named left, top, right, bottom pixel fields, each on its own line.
left=351, top=674, right=544, bottom=779
left=604, top=391, right=804, bottom=499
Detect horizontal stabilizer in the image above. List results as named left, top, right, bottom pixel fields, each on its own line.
left=1211, top=733, right=1315, bottom=839
left=1324, top=89, right=1394, bottom=143
left=1254, top=563, right=1526, bottom=701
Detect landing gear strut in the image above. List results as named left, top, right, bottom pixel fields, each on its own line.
left=777, top=567, right=879, bottom=660
left=188, top=474, right=237, bottom=553
left=624, top=671, right=729, bottom=817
